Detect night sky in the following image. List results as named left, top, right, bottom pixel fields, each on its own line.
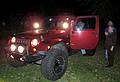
left=0, top=0, right=119, bottom=18
left=0, top=0, right=120, bottom=37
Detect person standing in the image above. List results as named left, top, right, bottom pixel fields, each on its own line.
left=104, top=20, right=117, bottom=67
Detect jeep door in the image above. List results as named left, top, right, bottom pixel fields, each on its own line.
left=70, top=16, right=99, bottom=50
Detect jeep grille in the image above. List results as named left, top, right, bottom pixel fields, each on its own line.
left=16, top=39, right=30, bottom=45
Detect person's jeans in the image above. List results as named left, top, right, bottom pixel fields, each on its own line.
left=105, top=49, right=108, bottom=61
left=104, top=49, right=114, bottom=66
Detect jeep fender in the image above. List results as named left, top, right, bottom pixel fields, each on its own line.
left=50, top=42, right=69, bottom=57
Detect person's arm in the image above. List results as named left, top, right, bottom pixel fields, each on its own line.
left=111, top=28, right=117, bottom=51
left=105, top=32, right=108, bottom=36
left=105, top=28, right=108, bottom=36
left=111, top=46, right=114, bottom=51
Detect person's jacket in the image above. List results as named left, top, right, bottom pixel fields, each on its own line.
left=104, top=27, right=117, bottom=49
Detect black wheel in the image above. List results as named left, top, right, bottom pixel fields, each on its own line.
left=7, top=54, right=26, bottom=67
left=41, top=48, right=68, bottom=81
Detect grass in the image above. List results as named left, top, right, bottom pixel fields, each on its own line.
left=0, top=43, right=120, bottom=82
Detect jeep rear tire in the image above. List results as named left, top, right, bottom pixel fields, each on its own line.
left=41, top=48, right=68, bottom=81
left=7, top=55, right=26, bottom=67
left=87, top=49, right=96, bottom=56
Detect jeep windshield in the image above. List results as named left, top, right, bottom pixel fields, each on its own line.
left=44, top=16, right=70, bottom=30
left=13, top=16, right=71, bottom=36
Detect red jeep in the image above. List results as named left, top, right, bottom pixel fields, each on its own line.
left=6, top=15, right=99, bottom=81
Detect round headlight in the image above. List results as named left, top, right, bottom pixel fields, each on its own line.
left=18, top=46, right=24, bottom=53
left=62, top=22, right=69, bottom=29
left=31, top=39, right=38, bottom=47
left=10, top=44, right=16, bottom=51
left=33, top=22, right=40, bottom=29
left=11, top=37, right=16, bottom=43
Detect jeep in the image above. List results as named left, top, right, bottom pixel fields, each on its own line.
left=6, top=15, right=99, bottom=81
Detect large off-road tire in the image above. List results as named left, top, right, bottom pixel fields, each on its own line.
left=7, top=54, right=26, bottom=67
left=41, top=48, right=68, bottom=81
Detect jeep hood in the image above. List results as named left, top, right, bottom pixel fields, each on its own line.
left=14, top=29, right=67, bottom=40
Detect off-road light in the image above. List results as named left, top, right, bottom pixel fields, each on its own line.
left=18, top=46, right=24, bottom=53
left=49, top=18, right=52, bottom=21
left=33, top=22, right=40, bottom=29
left=34, top=29, right=39, bottom=33
left=31, top=39, right=39, bottom=47
left=62, top=22, right=69, bottom=29
left=10, top=44, right=16, bottom=52
left=66, top=17, right=69, bottom=20
left=11, top=37, right=16, bottom=43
